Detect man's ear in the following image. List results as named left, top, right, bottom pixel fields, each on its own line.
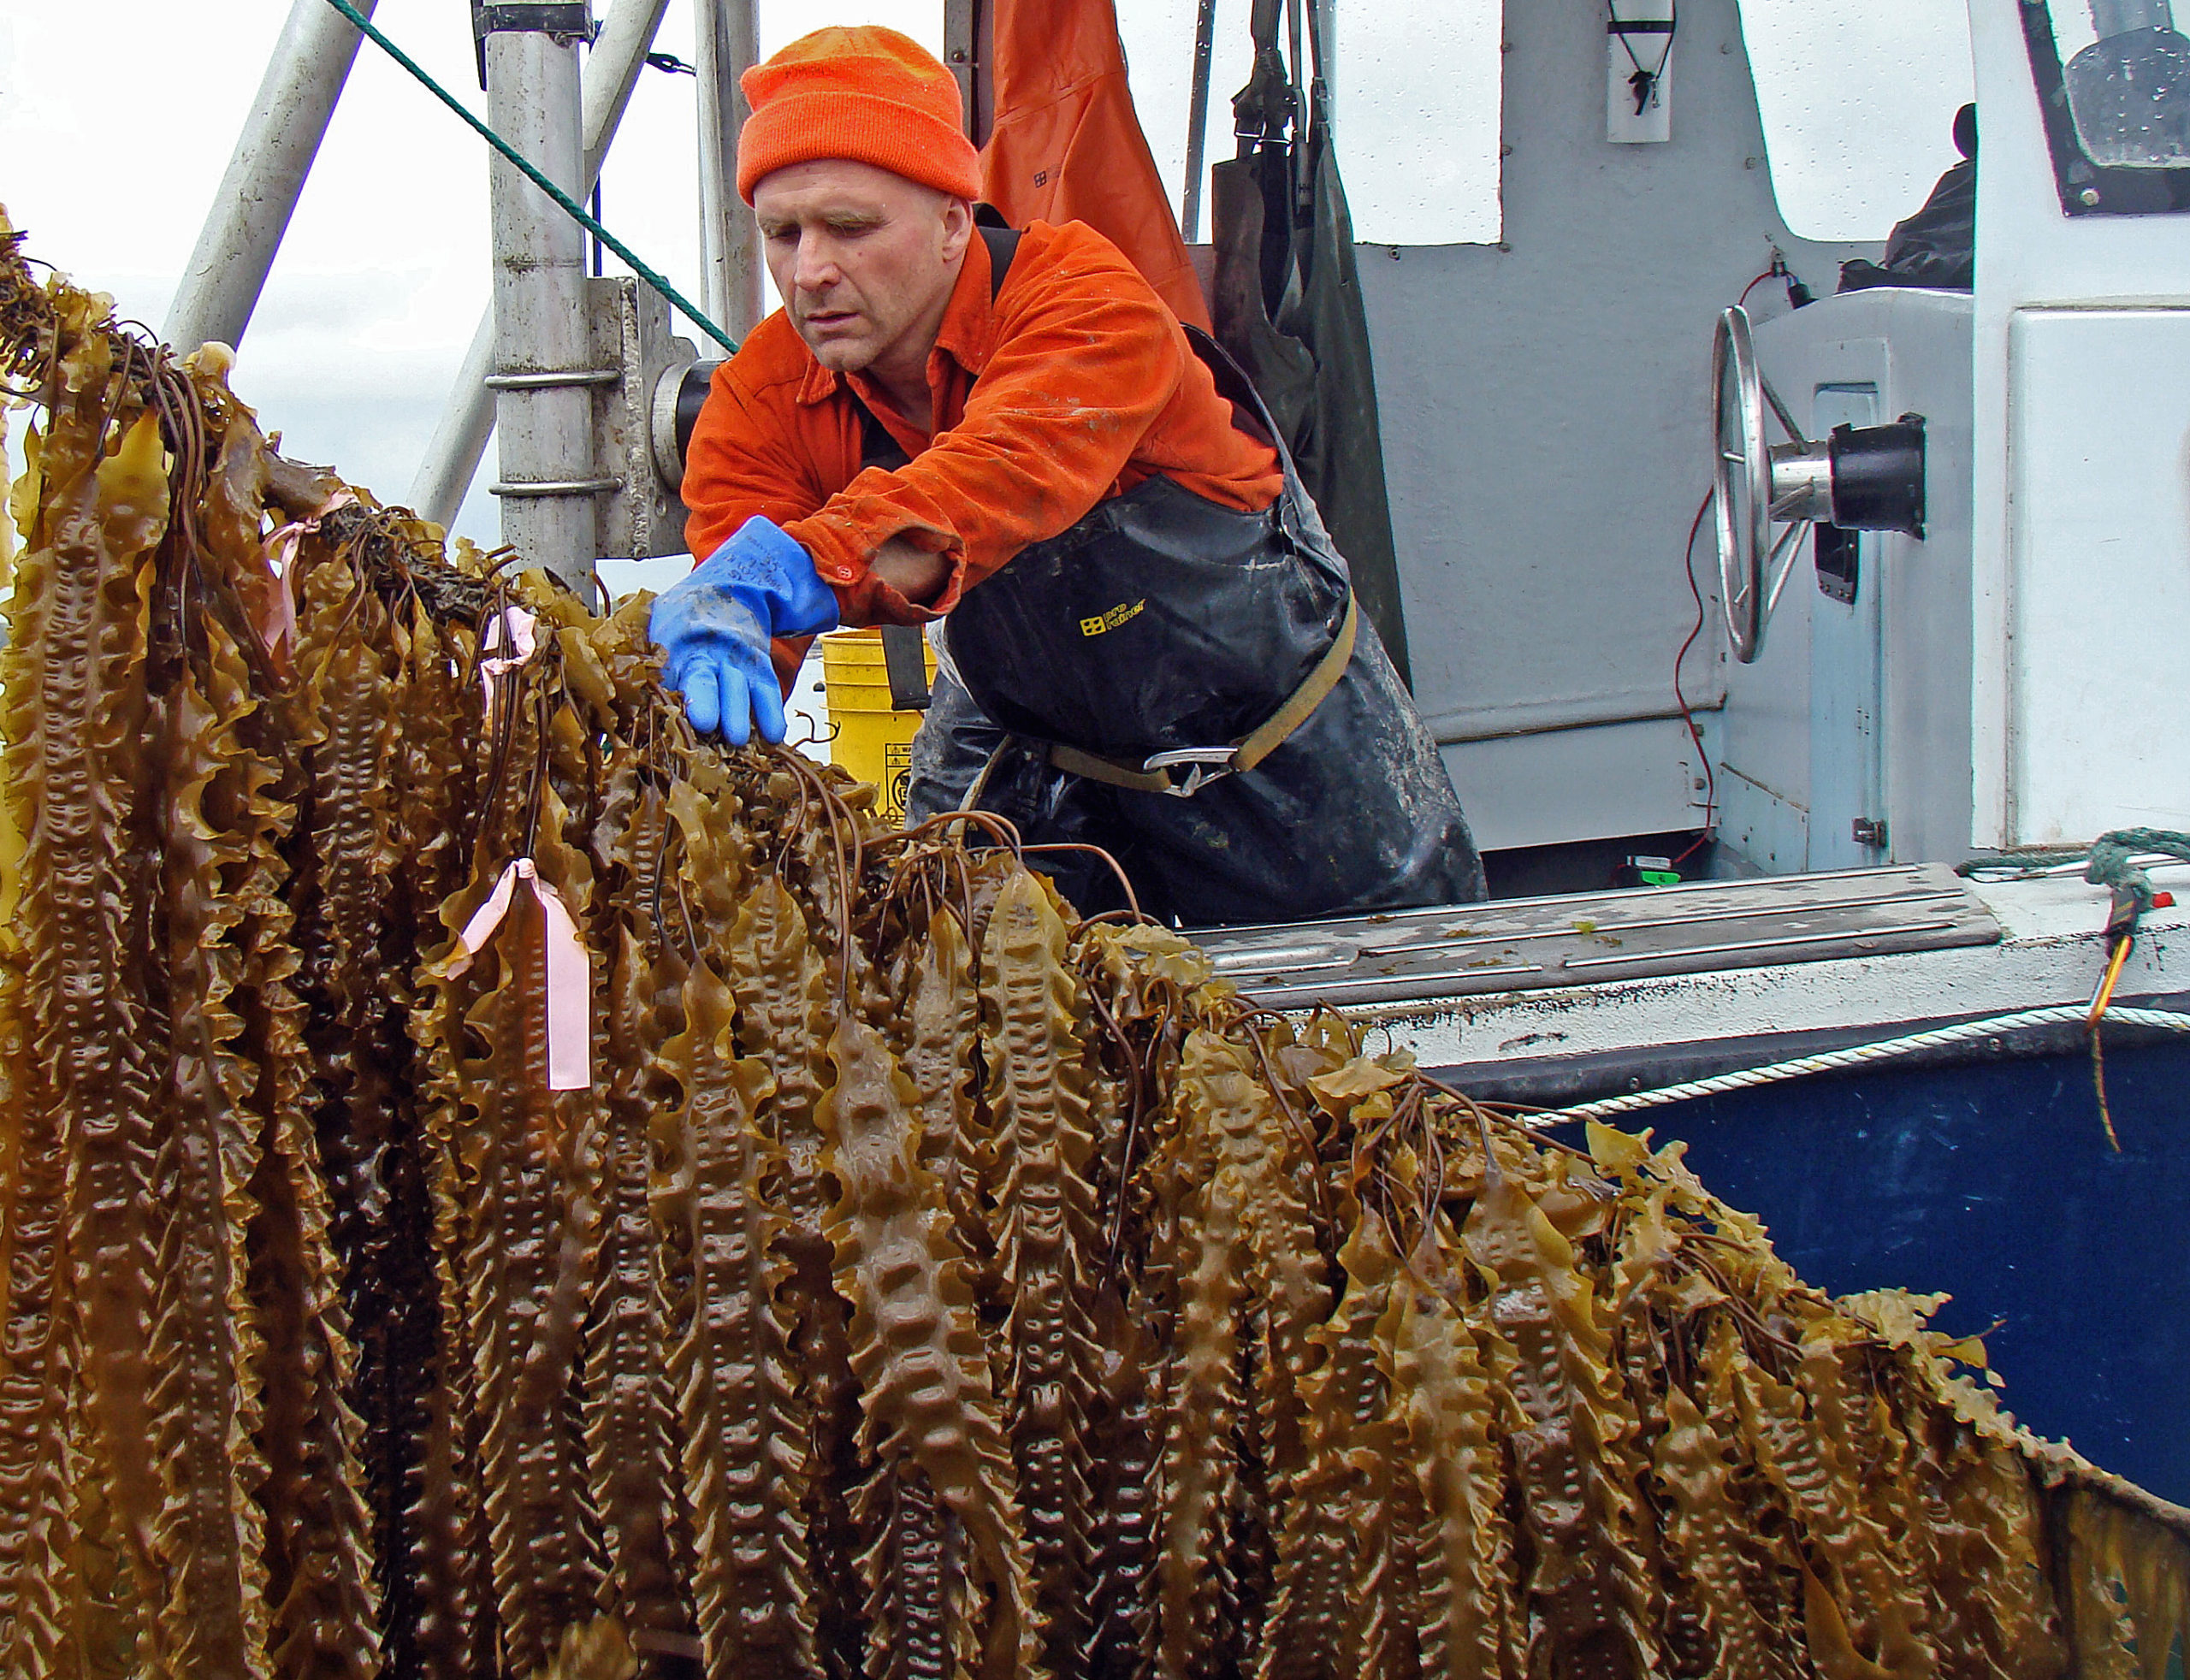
left=938, top=195, right=975, bottom=264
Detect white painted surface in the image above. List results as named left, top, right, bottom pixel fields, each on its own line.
left=1364, top=0, right=1870, bottom=857
left=2006, top=307, right=2190, bottom=842
left=1806, top=383, right=1886, bottom=870
left=1360, top=862, right=2190, bottom=1073
left=1441, top=715, right=1707, bottom=853
left=1968, top=0, right=2190, bottom=848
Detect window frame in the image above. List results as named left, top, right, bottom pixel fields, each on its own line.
left=2021, top=0, right=2190, bottom=217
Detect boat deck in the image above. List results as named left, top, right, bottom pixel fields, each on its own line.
left=1190, top=861, right=2190, bottom=1103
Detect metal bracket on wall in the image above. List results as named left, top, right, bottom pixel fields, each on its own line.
left=472, top=3, right=597, bottom=86
left=594, top=276, right=696, bottom=559
left=942, top=0, right=994, bottom=145
left=484, top=369, right=621, bottom=391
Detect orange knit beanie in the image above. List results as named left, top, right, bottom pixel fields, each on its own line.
left=737, top=27, right=981, bottom=204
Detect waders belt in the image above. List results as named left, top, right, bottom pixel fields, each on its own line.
left=1042, top=591, right=1357, bottom=797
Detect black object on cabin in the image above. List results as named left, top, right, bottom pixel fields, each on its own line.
left=1208, top=0, right=1413, bottom=689
left=1839, top=104, right=1977, bottom=293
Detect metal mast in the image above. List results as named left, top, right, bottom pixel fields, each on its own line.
left=694, top=0, right=766, bottom=340
left=482, top=6, right=600, bottom=595
left=411, top=0, right=671, bottom=529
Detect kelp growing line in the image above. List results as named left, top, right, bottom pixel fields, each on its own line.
left=3, top=210, right=2190, bottom=1680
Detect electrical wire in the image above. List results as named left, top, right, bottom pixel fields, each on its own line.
left=1670, top=488, right=1718, bottom=867
left=1518, top=1004, right=2190, bottom=1129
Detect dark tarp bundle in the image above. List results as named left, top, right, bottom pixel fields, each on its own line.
left=1208, top=0, right=1412, bottom=687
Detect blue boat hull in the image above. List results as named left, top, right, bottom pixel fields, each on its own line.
left=1551, top=1038, right=2190, bottom=1505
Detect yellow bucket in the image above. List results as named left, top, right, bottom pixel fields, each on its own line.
left=820, top=627, right=938, bottom=825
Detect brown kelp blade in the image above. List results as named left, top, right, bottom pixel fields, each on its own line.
left=4, top=212, right=2189, bottom=1680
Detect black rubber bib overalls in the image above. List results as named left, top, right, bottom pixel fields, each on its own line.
left=890, top=227, right=1484, bottom=926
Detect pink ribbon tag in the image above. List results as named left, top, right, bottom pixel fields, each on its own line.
left=444, top=857, right=592, bottom=1091
left=479, top=606, right=540, bottom=711
left=260, top=491, right=357, bottom=656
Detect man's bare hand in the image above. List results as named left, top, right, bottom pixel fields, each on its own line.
left=870, top=536, right=950, bottom=606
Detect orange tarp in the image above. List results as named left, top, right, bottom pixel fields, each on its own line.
left=978, top=0, right=1213, bottom=331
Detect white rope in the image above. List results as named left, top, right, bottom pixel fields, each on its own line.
left=1520, top=1005, right=2190, bottom=1128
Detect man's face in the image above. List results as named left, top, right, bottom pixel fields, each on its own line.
left=753, top=160, right=972, bottom=382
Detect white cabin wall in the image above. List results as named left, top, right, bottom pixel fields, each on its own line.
left=1968, top=0, right=2190, bottom=849
left=1354, top=0, right=1871, bottom=854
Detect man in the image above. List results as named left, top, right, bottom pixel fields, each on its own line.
left=654, top=25, right=1484, bottom=924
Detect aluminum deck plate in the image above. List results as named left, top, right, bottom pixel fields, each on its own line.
left=1190, top=864, right=2004, bottom=1011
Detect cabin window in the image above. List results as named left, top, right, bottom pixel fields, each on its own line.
left=2021, top=0, right=2190, bottom=214
left=1737, top=0, right=1974, bottom=241
left=1118, top=0, right=1505, bottom=246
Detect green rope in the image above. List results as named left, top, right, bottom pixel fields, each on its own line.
left=1964, top=827, right=2190, bottom=915
left=2086, top=828, right=2190, bottom=913
left=317, top=0, right=738, bottom=354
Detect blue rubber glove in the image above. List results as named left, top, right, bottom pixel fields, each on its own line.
left=649, top=516, right=840, bottom=745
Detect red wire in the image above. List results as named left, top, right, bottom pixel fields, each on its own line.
left=1663, top=264, right=1790, bottom=876
left=1670, top=489, right=1717, bottom=867
left=1678, top=263, right=1784, bottom=873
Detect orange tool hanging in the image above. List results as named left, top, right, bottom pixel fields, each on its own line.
left=979, top=0, right=1214, bottom=331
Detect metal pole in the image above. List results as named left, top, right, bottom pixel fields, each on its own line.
left=1181, top=0, right=1217, bottom=242
left=411, top=0, right=669, bottom=529
left=694, top=0, right=765, bottom=339
left=163, top=0, right=381, bottom=354
left=485, top=27, right=598, bottom=595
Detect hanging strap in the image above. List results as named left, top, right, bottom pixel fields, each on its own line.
left=1044, top=591, right=1357, bottom=797
left=863, top=215, right=1023, bottom=712
left=1232, top=0, right=1297, bottom=149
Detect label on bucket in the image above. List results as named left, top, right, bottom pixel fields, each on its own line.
left=884, top=741, right=914, bottom=825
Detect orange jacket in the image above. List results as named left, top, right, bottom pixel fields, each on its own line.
left=680, top=219, right=1283, bottom=648
left=979, top=0, right=1213, bottom=332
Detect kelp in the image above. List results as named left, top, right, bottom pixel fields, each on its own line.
left=7, top=215, right=2190, bottom=1680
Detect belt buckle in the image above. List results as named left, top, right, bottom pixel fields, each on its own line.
left=1139, top=746, right=1240, bottom=798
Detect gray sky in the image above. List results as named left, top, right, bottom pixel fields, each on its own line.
left=0, top=0, right=1968, bottom=549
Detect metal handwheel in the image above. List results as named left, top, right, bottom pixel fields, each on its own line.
left=1710, top=304, right=1929, bottom=665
